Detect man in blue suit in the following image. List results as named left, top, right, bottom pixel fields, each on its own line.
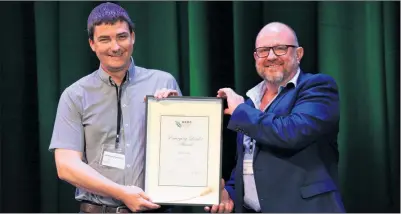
left=206, top=22, right=345, bottom=213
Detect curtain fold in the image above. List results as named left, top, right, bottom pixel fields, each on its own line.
left=0, top=1, right=399, bottom=212
left=34, top=2, right=60, bottom=212
left=188, top=2, right=210, bottom=96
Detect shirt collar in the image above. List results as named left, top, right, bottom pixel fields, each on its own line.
left=246, top=68, right=301, bottom=103
left=288, top=67, right=300, bottom=88
left=97, top=56, right=136, bottom=86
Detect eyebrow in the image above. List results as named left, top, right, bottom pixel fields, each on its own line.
left=97, top=35, right=110, bottom=41
left=117, top=32, right=129, bottom=37
left=96, top=32, right=128, bottom=40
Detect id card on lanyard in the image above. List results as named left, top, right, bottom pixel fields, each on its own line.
left=101, top=144, right=125, bottom=169
left=100, top=75, right=127, bottom=170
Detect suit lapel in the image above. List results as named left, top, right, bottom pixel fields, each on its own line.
left=267, top=71, right=306, bottom=113
left=245, top=98, right=255, bottom=107
left=267, top=87, right=292, bottom=113
left=253, top=72, right=307, bottom=157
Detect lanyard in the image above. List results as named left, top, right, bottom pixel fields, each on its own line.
left=109, top=74, right=127, bottom=149
left=245, top=138, right=255, bottom=154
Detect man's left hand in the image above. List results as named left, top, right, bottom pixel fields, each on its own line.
left=217, top=88, right=244, bottom=115
left=204, top=179, right=234, bottom=213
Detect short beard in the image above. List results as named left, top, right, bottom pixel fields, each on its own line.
left=265, top=73, right=284, bottom=85
left=256, top=67, right=285, bottom=85
left=256, top=61, right=298, bottom=86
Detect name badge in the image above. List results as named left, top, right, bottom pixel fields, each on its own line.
left=243, top=160, right=254, bottom=175
left=101, top=151, right=125, bottom=170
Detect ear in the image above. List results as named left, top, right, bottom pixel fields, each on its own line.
left=89, top=38, right=96, bottom=52
left=253, top=51, right=258, bottom=61
left=296, top=47, right=304, bottom=64
left=131, top=32, right=135, bottom=45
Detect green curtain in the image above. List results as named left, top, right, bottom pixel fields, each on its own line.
left=0, top=1, right=399, bottom=213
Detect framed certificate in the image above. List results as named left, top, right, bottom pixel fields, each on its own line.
left=144, top=96, right=223, bottom=206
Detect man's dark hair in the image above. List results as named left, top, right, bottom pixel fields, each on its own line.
left=87, top=2, right=135, bottom=41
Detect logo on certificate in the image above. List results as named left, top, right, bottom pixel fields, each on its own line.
left=175, top=120, right=192, bottom=128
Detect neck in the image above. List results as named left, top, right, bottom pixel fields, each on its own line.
left=265, top=83, right=280, bottom=95
left=101, top=64, right=130, bottom=86
left=109, top=70, right=127, bottom=86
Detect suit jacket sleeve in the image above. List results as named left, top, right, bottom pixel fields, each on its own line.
left=224, top=167, right=236, bottom=202
left=227, top=74, right=339, bottom=151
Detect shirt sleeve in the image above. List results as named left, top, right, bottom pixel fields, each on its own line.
left=167, top=74, right=182, bottom=96
left=49, top=87, right=84, bottom=153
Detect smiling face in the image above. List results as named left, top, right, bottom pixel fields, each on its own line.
left=89, top=20, right=135, bottom=73
left=254, top=23, right=304, bottom=85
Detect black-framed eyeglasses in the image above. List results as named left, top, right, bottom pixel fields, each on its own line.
left=254, top=45, right=298, bottom=58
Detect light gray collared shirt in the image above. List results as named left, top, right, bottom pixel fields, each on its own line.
left=49, top=58, right=182, bottom=206
left=243, top=69, right=300, bottom=211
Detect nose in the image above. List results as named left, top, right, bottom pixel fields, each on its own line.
left=110, top=40, right=121, bottom=52
left=266, top=48, right=277, bottom=61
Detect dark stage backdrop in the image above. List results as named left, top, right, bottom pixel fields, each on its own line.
left=0, top=1, right=399, bottom=213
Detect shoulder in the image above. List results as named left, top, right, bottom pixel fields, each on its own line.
left=135, top=66, right=176, bottom=81
left=298, top=72, right=338, bottom=90
left=58, top=71, right=99, bottom=109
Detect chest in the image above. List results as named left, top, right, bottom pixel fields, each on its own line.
left=81, top=85, right=151, bottom=135
left=260, top=93, right=278, bottom=111
left=261, top=88, right=298, bottom=115
left=239, top=88, right=299, bottom=150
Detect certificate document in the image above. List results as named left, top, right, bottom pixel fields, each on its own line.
left=159, top=115, right=209, bottom=187
left=144, top=96, right=223, bottom=206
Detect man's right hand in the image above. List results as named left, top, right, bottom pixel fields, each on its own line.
left=120, top=185, right=160, bottom=212
left=54, top=150, right=160, bottom=212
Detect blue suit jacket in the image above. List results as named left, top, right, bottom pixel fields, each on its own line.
left=224, top=71, right=345, bottom=213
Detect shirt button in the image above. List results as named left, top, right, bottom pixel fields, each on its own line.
left=125, top=124, right=128, bottom=127
left=122, top=104, right=127, bottom=107
left=126, top=143, right=130, bottom=147
left=127, top=164, right=131, bottom=168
